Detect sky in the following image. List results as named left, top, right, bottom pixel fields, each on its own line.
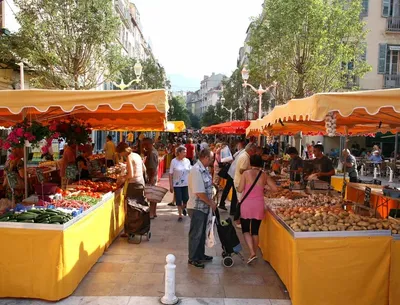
left=133, top=0, right=263, bottom=92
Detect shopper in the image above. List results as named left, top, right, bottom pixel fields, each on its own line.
left=143, top=138, right=159, bottom=219
left=213, top=143, right=222, bottom=186
left=341, top=149, right=358, bottom=182
left=104, top=135, right=116, bottom=167
left=238, top=155, right=277, bottom=264
left=287, top=147, right=304, bottom=182
left=219, top=141, right=245, bottom=213
left=76, top=144, right=93, bottom=181
left=60, top=141, right=77, bottom=189
left=185, top=138, right=196, bottom=165
left=187, top=148, right=216, bottom=269
left=234, top=143, right=257, bottom=202
left=169, top=146, right=191, bottom=222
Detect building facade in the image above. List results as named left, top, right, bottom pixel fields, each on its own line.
left=186, top=73, right=225, bottom=117
left=360, top=0, right=400, bottom=89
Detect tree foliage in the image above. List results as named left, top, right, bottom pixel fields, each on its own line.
left=188, top=113, right=201, bottom=129
left=120, top=58, right=170, bottom=90
left=168, top=96, right=191, bottom=127
left=6, top=0, right=128, bottom=89
left=248, top=0, right=370, bottom=100
left=201, top=105, right=223, bottom=127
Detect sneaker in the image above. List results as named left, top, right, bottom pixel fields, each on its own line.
left=218, top=205, right=227, bottom=211
left=182, top=209, right=187, bottom=216
left=178, top=217, right=183, bottom=222
left=168, top=202, right=176, bottom=206
left=200, top=255, right=213, bottom=262
left=188, top=260, right=205, bottom=269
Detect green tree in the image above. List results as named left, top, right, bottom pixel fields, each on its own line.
left=168, top=96, right=191, bottom=126
left=200, top=105, right=224, bottom=127
left=188, top=113, right=201, bottom=129
left=120, top=58, right=171, bottom=90
left=6, top=0, right=128, bottom=89
left=248, top=0, right=370, bottom=101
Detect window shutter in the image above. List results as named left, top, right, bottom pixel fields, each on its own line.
left=361, top=0, right=369, bottom=17
left=378, top=44, right=387, bottom=74
left=382, top=0, right=390, bottom=17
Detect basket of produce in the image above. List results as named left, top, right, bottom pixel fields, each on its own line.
left=34, top=183, right=58, bottom=195
left=145, top=185, right=168, bottom=203
left=383, top=186, right=400, bottom=198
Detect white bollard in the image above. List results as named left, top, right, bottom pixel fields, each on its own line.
left=373, top=167, right=377, bottom=179
left=360, top=165, right=364, bottom=177
left=160, top=254, right=179, bottom=305
left=389, top=168, right=393, bottom=183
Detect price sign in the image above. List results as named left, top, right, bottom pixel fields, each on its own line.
left=6, top=172, right=19, bottom=190
left=66, top=164, right=78, bottom=180
left=36, top=168, right=45, bottom=184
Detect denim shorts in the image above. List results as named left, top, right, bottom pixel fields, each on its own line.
left=174, top=186, right=189, bottom=206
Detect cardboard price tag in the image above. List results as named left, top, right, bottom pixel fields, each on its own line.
left=66, top=164, right=78, bottom=180
left=36, top=168, right=45, bottom=183
left=6, top=172, right=19, bottom=190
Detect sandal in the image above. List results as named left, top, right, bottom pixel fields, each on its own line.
left=247, top=255, right=257, bottom=264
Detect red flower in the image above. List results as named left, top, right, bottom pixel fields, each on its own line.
left=41, top=146, right=49, bottom=154
left=75, top=127, right=82, bottom=133
left=15, top=128, right=24, bottom=137
left=49, top=124, right=57, bottom=132
left=3, top=142, right=11, bottom=150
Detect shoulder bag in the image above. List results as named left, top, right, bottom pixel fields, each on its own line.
left=235, top=170, right=263, bottom=220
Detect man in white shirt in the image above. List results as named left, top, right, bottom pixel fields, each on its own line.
left=219, top=141, right=245, bottom=213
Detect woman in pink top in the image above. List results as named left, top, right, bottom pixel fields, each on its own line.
left=237, top=154, right=278, bottom=264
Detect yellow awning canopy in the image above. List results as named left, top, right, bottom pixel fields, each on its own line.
left=0, top=89, right=169, bottom=131
left=247, top=88, right=400, bottom=136
left=166, top=121, right=186, bottom=133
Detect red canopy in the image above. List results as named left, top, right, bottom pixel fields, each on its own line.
left=202, top=121, right=251, bottom=134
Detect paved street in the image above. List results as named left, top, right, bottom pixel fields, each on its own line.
left=0, top=175, right=291, bottom=304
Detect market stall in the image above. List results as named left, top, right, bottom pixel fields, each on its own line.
left=203, top=120, right=251, bottom=135
left=390, top=234, right=400, bottom=305
left=260, top=191, right=397, bottom=305
left=0, top=89, right=168, bottom=300
left=346, top=182, right=400, bottom=218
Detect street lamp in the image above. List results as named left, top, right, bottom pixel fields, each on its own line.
left=113, top=61, right=143, bottom=90
left=220, top=90, right=242, bottom=121
left=241, top=65, right=277, bottom=119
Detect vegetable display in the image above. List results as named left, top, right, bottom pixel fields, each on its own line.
left=0, top=209, right=73, bottom=224
left=51, top=199, right=92, bottom=210
left=74, top=180, right=118, bottom=193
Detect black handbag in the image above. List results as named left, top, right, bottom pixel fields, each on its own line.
left=218, top=163, right=231, bottom=179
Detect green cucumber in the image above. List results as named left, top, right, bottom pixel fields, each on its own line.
left=20, top=220, right=35, bottom=223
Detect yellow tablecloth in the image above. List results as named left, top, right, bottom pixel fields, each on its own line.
left=259, top=210, right=391, bottom=305
left=390, top=237, right=400, bottom=305
left=0, top=189, right=125, bottom=301
left=331, top=175, right=349, bottom=192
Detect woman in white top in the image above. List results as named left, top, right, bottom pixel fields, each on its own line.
left=116, top=142, right=146, bottom=198
left=169, top=146, right=191, bottom=222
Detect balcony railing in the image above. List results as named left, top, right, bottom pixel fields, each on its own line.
left=384, top=74, right=400, bottom=88
left=387, top=17, right=400, bottom=32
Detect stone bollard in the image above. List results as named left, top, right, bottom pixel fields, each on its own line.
left=160, top=254, right=179, bottom=305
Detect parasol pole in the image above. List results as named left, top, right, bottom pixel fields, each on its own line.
left=341, top=127, right=349, bottom=199
left=394, top=132, right=398, bottom=178
left=18, top=62, right=29, bottom=199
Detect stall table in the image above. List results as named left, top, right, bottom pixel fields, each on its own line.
left=0, top=188, right=126, bottom=301
left=346, top=182, right=400, bottom=218
left=259, top=208, right=391, bottom=305
left=390, top=234, right=400, bottom=305
left=330, top=175, right=349, bottom=192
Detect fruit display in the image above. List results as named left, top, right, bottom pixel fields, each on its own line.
left=39, top=161, right=57, bottom=168
left=266, top=193, right=342, bottom=210
left=0, top=209, right=74, bottom=224
left=106, top=164, right=127, bottom=178
left=73, top=180, right=118, bottom=193
left=64, top=195, right=100, bottom=206
left=265, top=188, right=306, bottom=200
left=89, top=154, right=105, bottom=160
left=275, top=206, right=400, bottom=234
left=51, top=198, right=92, bottom=210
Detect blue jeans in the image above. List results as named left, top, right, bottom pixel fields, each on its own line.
left=188, top=209, right=208, bottom=261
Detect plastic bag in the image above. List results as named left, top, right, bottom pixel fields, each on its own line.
left=205, top=209, right=216, bottom=248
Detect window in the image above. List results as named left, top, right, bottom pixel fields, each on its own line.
left=361, top=0, right=368, bottom=17
left=382, top=0, right=390, bottom=17
left=378, top=44, right=400, bottom=74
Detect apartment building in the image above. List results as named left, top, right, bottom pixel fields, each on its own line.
left=360, top=0, right=400, bottom=89
left=199, top=73, right=225, bottom=114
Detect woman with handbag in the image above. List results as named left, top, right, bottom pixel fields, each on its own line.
left=237, top=155, right=278, bottom=264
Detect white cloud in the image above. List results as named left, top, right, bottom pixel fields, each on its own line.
left=133, top=0, right=262, bottom=85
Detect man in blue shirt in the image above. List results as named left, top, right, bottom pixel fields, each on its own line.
left=369, top=151, right=383, bottom=164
